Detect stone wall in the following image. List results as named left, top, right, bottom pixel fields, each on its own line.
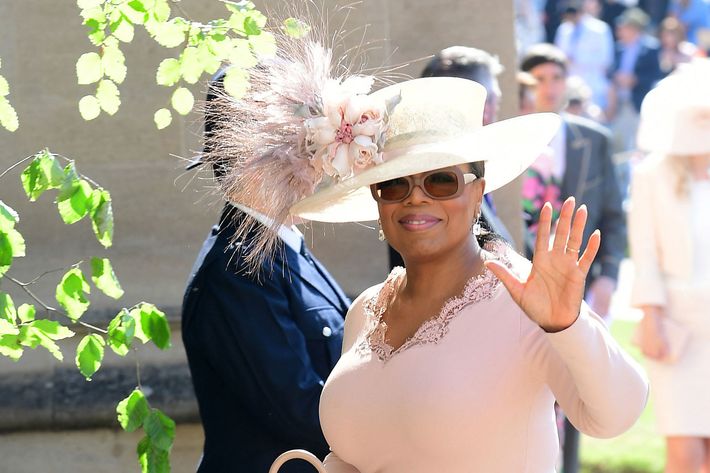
left=0, top=1, right=519, bottom=471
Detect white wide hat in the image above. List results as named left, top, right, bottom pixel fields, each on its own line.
left=637, top=58, right=710, bottom=155
left=290, top=76, right=561, bottom=222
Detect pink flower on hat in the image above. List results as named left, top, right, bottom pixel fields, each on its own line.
left=305, top=77, right=388, bottom=180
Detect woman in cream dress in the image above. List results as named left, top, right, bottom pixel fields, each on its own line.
left=631, top=59, right=710, bottom=472
left=201, top=26, right=648, bottom=472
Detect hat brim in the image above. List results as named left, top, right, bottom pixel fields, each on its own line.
left=291, top=112, right=561, bottom=222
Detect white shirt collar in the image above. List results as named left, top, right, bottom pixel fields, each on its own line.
left=230, top=202, right=303, bottom=253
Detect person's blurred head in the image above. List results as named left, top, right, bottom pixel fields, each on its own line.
left=660, top=16, right=687, bottom=50
left=615, top=8, right=650, bottom=44
left=421, top=46, right=503, bottom=125
left=520, top=44, right=568, bottom=113
left=583, top=0, right=602, bottom=18
left=561, top=0, right=584, bottom=23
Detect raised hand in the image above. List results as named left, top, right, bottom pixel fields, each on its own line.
left=485, top=197, right=601, bottom=332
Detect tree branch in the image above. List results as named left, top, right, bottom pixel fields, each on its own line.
left=5, top=275, right=108, bottom=334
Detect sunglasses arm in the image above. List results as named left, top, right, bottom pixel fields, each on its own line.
left=464, top=173, right=478, bottom=184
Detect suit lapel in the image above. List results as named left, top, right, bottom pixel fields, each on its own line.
left=284, top=246, right=348, bottom=312
left=562, top=119, right=592, bottom=199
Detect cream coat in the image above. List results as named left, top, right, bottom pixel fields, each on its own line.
left=629, top=155, right=695, bottom=308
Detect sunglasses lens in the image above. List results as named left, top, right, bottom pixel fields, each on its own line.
left=424, top=171, right=459, bottom=197
left=375, top=177, right=411, bottom=202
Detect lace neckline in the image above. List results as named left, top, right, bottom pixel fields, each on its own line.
left=357, top=242, right=510, bottom=362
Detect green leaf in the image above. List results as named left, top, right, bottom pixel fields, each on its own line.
left=227, top=39, right=258, bottom=69
left=85, top=19, right=107, bottom=47
left=120, top=1, right=148, bottom=24
left=153, top=108, right=172, bottom=130
left=17, top=304, right=36, bottom=323
left=30, top=319, right=74, bottom=340
left=112, top=16, right=135, bottom=43
left=18, top=320, right=74, bottom=361
left=130, top=303, right=170, bottom=349
left=0, top=200, right=18, bottom=231
left=0, top=334, right=23, bottom=361
left=225, top=0, right=256, bottom=14
left=88, top=189, right=113, bottom=247
left=155, top=58, right=180, bottom=86
left=55, top=268, right=91, bottom=320
left=20, top=151, right=65, bottom=201
left=151, top=18, right=186, bottom=48
left=80, top=5, right=106, bottom=22
left=102, top=45, right=127, bottom=84
left=0, top=75, right=9, bottom=96
left=0, top=293, right=17, bottom=324
left=144, top=409, right=175, bottom=451
left=76, top=52, right=103, bottom=85
left=243, top=17, right=261, bottom=36
left=76, top=333, right=105, bottom=380
left=79, top=95, right=101, bottom=120
left=248, top=31, right=277, bottom=58
left=197, top=42, right=221, bottom=76
left=205, top=33, right=235, bottom=61
left=0, top=228, right=26, bottom=262
left=127, top=0, right=146, bottom=13
left=0, top=97, right=19, bottom=132
left=96, top=79, right=120, bottom=115
left=224, top=68, right=250, bottom=100
left=282, top=18, right=311, bottom=39
left=0, top=319, right=19, bottom=336
left=91, top=257, right=124, bottom=299
left=179, top=47, right=202, bottom=84
left=57, top=179, right=93, bottom=224
left=38, top=151, right=66, bottom=187
left=152, top=0, right=171, bottom=22
left=171, top=87, right=193, bottom=115
left=107, top=309, right=135, bottom=356
left=117, top=389, right=150, bottom=432
left=77, top=0, right=104, bottom=9
left=137, top=435, right=170, bottom=473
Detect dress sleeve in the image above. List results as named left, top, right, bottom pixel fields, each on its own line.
left=323, top=452, right=362, bottom=473
left=525, top=305, right=649, bottom=438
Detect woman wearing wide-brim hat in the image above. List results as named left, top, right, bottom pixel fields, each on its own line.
left=631, top=58, right=710, bottom=472
left=204, top=29, right=648, bottom=473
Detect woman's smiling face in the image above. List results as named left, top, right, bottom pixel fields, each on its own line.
left=376, top=164, right=485, bottom=264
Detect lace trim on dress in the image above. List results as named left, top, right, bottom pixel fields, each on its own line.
left=356, top=242, right=512, bottom=362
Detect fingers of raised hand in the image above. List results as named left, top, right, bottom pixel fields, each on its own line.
left=484, top=260, right=523, bottom=303
left=578, top=229, right=601, bottom=275
left=551, top=197, right=576, bottom=253
left=534, top=202, right=553, bottom=254
left=565, top=204, right=588, bottom=256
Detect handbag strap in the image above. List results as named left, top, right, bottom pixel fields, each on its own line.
left=269, top=449, right=328, bottom=473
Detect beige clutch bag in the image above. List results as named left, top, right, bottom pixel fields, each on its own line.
left=269, top=449, right=327, bottom=473
left=631, top=317, right=690, bottom=363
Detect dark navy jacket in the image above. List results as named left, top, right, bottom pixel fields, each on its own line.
left=182, top=205, right=350, bottom=472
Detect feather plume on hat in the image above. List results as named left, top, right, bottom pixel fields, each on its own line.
left=199, top=14, right=396, bottom=273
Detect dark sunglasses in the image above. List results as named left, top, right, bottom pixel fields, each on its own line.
left=370, top=167, right=478, bottom=203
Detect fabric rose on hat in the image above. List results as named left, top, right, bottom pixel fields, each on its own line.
left=304, top=77, right=388, bottom=180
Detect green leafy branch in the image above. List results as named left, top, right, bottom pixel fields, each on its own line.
left=0, top=57, right=19, bottom=132
left=118, top=389, right=175, bottom=472
left=76, top=0, right=282, bottom=128
left=0, top=149, right=174, bottom=472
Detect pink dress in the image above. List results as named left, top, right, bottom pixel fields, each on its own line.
left=319, top=244, right=648, bottom=473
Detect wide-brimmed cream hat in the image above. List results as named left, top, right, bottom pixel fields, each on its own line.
left=290, top=76, right=561, bottom=222
left=637, top=58, right=710, bottom=155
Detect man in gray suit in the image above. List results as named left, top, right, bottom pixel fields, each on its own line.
left=520, top=43, right=627, bottom=473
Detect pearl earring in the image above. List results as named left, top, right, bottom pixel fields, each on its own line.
left=472, top=215, right=481, bottom=236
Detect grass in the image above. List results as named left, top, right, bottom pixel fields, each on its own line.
left=579, top=319, right=665, bottom=473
